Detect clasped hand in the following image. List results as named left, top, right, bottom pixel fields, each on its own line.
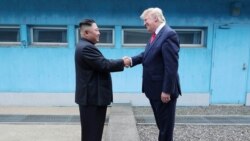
left=122, top=56, right=131, bottom=68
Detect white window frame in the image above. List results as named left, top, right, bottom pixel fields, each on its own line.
left=76, top=27, right=115, bottom=47
left=0, top=26, right=20, bottom=45
left=175, top=28, right=205, bottom=48
left=122, top=28, right=149, bottom=47
left=30, top=26, right=68, bottom=46
left=97, top=28, right=115, bottom=46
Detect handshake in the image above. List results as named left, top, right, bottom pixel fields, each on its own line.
left=122, top=56, right=132, bottom=68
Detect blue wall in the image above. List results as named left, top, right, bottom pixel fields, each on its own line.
left=0, top=0, right=250, bottom=104
left=248, top=48, right=250, bottom=92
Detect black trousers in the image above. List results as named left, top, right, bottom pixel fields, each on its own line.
left=149, top=98, right=177, bottom=141
left=79, top=105, right=107, bottom=141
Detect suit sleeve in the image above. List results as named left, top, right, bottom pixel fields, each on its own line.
left=131, top=52, right=144, bottom=67
left=81, top=45, right=124, bottom=72
left=162, top=34, right=180, bottom=94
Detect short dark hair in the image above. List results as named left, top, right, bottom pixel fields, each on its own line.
left=79, top=19, right=95, bottom=27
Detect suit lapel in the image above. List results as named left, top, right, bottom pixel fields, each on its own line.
left=144, top=26, right=166, bottom=59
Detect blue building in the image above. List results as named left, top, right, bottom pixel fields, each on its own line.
left=0, top=0, right=250, bottom=106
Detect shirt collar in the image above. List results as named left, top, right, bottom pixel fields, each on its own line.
left=155, top=22, right=165, bottom=35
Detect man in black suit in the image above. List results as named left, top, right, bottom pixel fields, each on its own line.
left=75, top=19, right=129, bottom=141
left=125, top=8, right=181, bottom=141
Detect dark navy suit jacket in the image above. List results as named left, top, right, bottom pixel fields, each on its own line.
left=132, top=25, right=181, bottom=100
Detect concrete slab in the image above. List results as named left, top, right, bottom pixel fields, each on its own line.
left=106, top=103, right=140, bottom=141
left=0, top=124, right=107, bottom=141
left=0, top=92, right=210, bottom=106
left=0, top=124, right=81, bottom=141
left=0, top=106, right=110, bottom=116
left=0, top=106, right=79, bottom=115
left=246, top=93, right=250, bottom=106
left=0, top=106, right=109, bottom=141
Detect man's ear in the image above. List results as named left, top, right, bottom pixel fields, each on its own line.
left=154, top=16, right=158, bottom=22
left=82, top=30, right=88, bottom=37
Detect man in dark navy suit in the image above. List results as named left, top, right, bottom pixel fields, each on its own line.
left=125, top=8, right=181, bottom=141
left=75, top=19, right=129, bottom=141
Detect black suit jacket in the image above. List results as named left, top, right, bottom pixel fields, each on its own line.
left=132, top=25, right=181, bottom=100
left=75, top=38, right=124, bottom=106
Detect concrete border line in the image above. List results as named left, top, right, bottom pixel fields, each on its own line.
left=106, top=103, right=140, bottom=141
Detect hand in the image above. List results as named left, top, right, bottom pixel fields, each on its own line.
left=122, top=56, right=131, bottom=67
left=161, top=92, right=171, bottom=103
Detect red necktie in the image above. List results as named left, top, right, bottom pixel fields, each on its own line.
left=150, top=33, right=156, bottom=43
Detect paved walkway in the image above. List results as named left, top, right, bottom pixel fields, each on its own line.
left=105, top=103, right=140, bottom=141
left=1, top=105, right=250, bottom=141
left=0, top=104, right=139, bottom=141
left=0, top=106, right=82, bottom=141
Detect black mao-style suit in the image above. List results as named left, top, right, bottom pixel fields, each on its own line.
left=75, top=38, right=124, bottom=141
left=132, top=25, right=181, bottom=141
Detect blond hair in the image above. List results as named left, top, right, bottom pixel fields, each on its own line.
left=140, top=7, right=166, bottom=23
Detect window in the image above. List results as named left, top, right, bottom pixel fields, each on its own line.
left=0, top=26, right=20, bottom=45
left=122, top=28, right=150, bottom=46
left=175, top=29, right=205, bottom=47
left=76, top=27, right=114, bottom=46
left=122, top=27, right=206, bottom=48
left=30, top=26, right=67, bottom=46
left=98, top=28, right=114, bottom=45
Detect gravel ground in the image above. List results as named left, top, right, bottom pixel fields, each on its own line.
left=134, top=106, right=250, bottom=141
left=137, top=125, right=250, bottom=141
left=133, top=106, right=250, bottom=115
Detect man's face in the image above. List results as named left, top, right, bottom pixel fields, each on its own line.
left=143, top=14, right=157, bottom=33
left=85, top=23, right=100, bottom=44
